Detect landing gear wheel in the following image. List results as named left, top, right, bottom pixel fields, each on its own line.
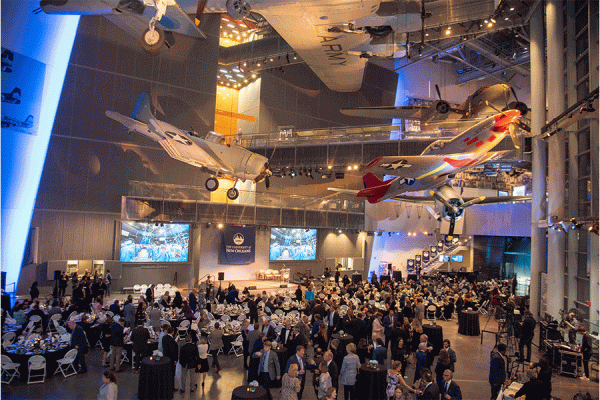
left=226, top=0, right=251, bottom=20
left=205, top=177, right=219, bottom=192
left=141, top=26, right=165, bottom=53
left=227, top=187, right=239, bottom=200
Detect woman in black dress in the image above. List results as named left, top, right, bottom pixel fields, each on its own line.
left=100, top=315, right=114, bottom=367
left=391, top=337, right=409, bottom=377
left=241, top=320, right=250, bottom=369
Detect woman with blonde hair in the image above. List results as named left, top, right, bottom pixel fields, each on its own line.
left=387, top=360, right=416, bottom=399
left=317, top=361, right=332, bottom=399
left=340, top=342, right=360, bottom=400
left=196, top=336, right=209, bottom=389
left=281, top=363, right=301, bottom=400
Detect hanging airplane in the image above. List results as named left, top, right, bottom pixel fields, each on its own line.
left=105, top=93, right=272, bottom=200
left=340, top=83, right=530, bottom=124
left=1, top=114, right=34, bottom=129
left=330, top=109, right=531, bottom=236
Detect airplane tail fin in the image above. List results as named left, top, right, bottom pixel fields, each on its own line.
left=131, top=93, right=154, bottom=124
left=24, top=115, right=34, bottom=125
left=357, top=172, right=394, bottom=204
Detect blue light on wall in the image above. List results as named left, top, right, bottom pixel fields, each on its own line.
left=1, top=3, right=79, bottom=294
left=391, top=59, right=407, bottom=140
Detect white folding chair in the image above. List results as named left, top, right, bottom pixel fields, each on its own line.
left=237, top=314, right=246, bottom=322
left=220, top=315, right=231, bottom=323
left=106, top=311, right=114, bottom=318
left=274, top=309, right=284, bottom=317
left=228, top=335, right=243, bottom=357
left=478, top=299, right=490, bottom=315
left=1, top=355, right=20, bottom=384
left=207, top=312, right=215, bottom=321
left=426, top=305, right=437, bottom=321
left=176, top=320, right=190, bottom=339
left=133, top=284, right=141, bottom=294
left=121, top=348, right=130, bottom=364
left=48, top=314, right=61, bottom=333
left=54, top=348, right=78, bottom=378
left=56, top=326, right=67, bottom=335
left=29, top=315, right=42, bottom=325
left=2, top=332, right=16, bottom=348
left=27, top=355, right=46, bottom=384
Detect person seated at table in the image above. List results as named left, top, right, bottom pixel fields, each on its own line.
left=97, top=370, right=118, bottom=400
left=172, top=292, right=183, bottom=309
left=159, top=294, right=170, bottom=309
left=26, top=302, right=47, bottom=331
left=109, top=300, right=122, bottom=317
left=12, top=303, right=27, bottom=326
left=181, top=300, right=194, bottom=319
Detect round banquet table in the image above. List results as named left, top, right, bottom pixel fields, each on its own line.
left=124, top=340, right=159, bottom=367
left=4, top=345, right=70, bottom=380
left=231, top=385, right=268, bottom=400
left=458, top=310, right=480, bottom=336
left=200, top=331, right=238, bottom=354
left=422, top=324, right=443, bottom=356
left=356, top=363, right=387, bottom=400
left=138, top=356, right=173, bottom=400
left=331, top=333, right=354, bottom=358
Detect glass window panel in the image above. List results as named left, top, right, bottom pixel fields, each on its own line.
left=577, top=278, right=590, bottom=302
left=578, top=252, right=589, bottom=276
left=576, top=33, right=589, bottom=58
left=578, top=152, right=591, bottom=176
left=577, top=80, right=589, bottom=101
left=576, top=57, right=589, bottom=80
left=578, top=201, right=590, bottom=216
left=578, top=127, right=591, bottom=152
left=576, top=6, right=588, bottom=33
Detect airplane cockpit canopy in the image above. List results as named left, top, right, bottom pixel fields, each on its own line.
left=421, top=139, right=449, bottom=155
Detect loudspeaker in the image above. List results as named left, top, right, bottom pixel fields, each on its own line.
left=393, top=271, right=403, bottom=282
left=54, top=270, right=61, bottom=280
left=380, top=275, right=390, bottom=283
left=280, top=284, right=288, bottom=288
left=352, top=273, right=362, bottom=284
left=218, top=272, right=224, bottom=281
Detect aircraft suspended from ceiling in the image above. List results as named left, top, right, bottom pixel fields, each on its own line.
left=330, top=107, right=532, bottom=237
left=340, top=83, right=530, bottom=125
left=39, top=0, right=424, bottom=92
left=105, top=93, right=272, bottom=200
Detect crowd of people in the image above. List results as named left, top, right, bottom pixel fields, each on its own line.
left=3, top=270, right=597, bottom=400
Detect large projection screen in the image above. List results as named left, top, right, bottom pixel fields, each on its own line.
left=120, top=222, right=189, bottom=262
left=270, top=228, right=317, bottom=261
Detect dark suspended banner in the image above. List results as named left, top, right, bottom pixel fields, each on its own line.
left=220, top=225, right=255, bottom=265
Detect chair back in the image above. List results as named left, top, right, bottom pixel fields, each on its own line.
left=29, top=315, right=42, bottom=324
left=1, top=355, right=14, bottom=365
left=63, top=348, right=78, bottom=361
left=221, top=315, right=231, bottom=323
left=179, top=320, right=190, bottom=330
left=236, top=335, right=243, bottom=342
left=57, top=326, right=67, bottom=335
left=427, top=305, right=436, bottom=311
left=2, top=332, right=16, bottom=346
left=28, top=355, right=46, bottom=370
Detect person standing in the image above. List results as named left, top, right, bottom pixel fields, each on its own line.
left=383, top=309, right=396, bottom=349
left=97, top=371, right=118, bottom=400
left=255, top=340, right=281, bottom=400
left=109, top=317, right=126, bottom=373
left=162, top=327, right=179, bottom=383
left=123, top=299, right=136, bottom=328
left=489, top=343, right=506, bottom=400
left=295, top=285, right=303, bottom=302
left=179, top=335, right=200, bottom=394
left=285, top=345, right=316, bottom=400
left=145, top=284, right=155, bottom=304
left=58, top=272, right=68, bottom=298
left=188, top=289, right=197, bottom=312
left=247, top=295, right=259, bottom=324
left=105, top=270, right=112, bottom=297
left=443, top=339, right=457, bottom=372
left=340, top=343, right=360, bottom=400
left=30, top=281, right=40, bottom=301
left=208, top=322, right=224, bottom=373
left=281, top=363, right=302, bottom=400
left=417, top=369, right=439, bottom=400
left=196, top=336, right=210, bottom=389
left=440, top=369, right=462, bottom=400
left=130, top=321, right=150, bottom=373
left=519, top=311, right=536, bottom=362
left=68, top=320, right=88, bottom=374
left=579, top=326, right=593, bottom=380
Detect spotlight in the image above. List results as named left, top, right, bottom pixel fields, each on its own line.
left=328, top=165, right=333, bottom=170
left=490, top=18, right=496, bottom=23
left=338, top=229, right=342, bottom=234
left=353, top=165, right=359, bottom=170
left=347, top=166, right=352, bottom=171
left=217, top=223, right=224, bottom=229
left=290, top=169, right=296, bottom=177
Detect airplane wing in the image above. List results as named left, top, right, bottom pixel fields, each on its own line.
left=340, top=105, right=465, bottom=121
left=363, top=154, right=461, bottom=179
left=255, top=2, right=380, bottom=92
left=472, top=195, right=531, bottom=204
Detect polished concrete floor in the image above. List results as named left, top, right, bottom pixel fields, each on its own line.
left=2, top=315, right=598, bottom=400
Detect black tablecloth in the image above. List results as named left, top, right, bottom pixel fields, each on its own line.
left=200, top=331, right=238, bottom=353
left=138, top=356, right=173, bottom=400
left=231, top=385, right=268, bottom=400
left=6, top=346, right=70, bottom=380
left=356, top=364, right=387, bottom=400
left=332, top=333, right=354, bottom=358
left=124, top=341, right=159, bottom=367
left=422, top=324, right=443, bottom=356
left=458, top=311, right=480, bottom=336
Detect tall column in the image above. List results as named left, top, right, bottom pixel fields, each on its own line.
left=529, top=3, right=547, bottom=320
left=546, top=0, right=567, bottom=319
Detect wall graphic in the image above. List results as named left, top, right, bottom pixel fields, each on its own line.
left=1, top=48, right=44, bottom=135
left=220, top=225, right=256, bottom=265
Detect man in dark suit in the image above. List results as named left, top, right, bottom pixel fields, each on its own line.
left=130, top=321, right=150, bottom=372
left=286, top=345, right=317, bottom=400
left=323, top=350, right=339, bottom=391
left=519, top=311, right=536, bottom=362
left=279, top=320, right=294, bottom=347
left=247, top=295, right=259, bottom=324
left=489, top=344, right=506, bottom=400
left=162, top=326, right=179, bottom=381
left=295, top=285, right=303, bottom=302
left=418, top=369, right=440, bottom=400
left=415, top=343, right=428, bottom=383
left=68, top=321, right=88, bottom=373
left=261, top=317, right=277, bottom=341
left=370, top=338, right=387, bottom=366
left=440, top=369, right=462, bottom=400
left=382, top=309, right=397, bottom=348
left=145, top=284, right=155, bottom=304
left=109, top=317, right=126, bottom=372
left=326, top=306, right=340, bottom=339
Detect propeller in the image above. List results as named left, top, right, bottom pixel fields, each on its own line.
left=435, top=84, right=442, bottom=100
left=429, top=190, right=459, bottom=215
left=485, top=100, right=530, bottom=145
